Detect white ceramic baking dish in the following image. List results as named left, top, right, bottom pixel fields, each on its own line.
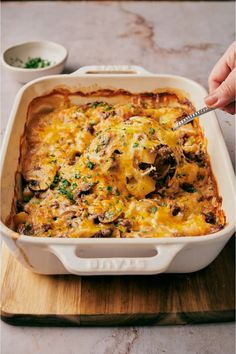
left=1, top=65, right=235, bottom=275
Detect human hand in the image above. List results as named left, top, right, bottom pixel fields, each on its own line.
left=204, top=42, right=236, bottom=114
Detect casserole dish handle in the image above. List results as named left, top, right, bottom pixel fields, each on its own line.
left=49, top=243, right=184, bottom=275
left=70, top=65, right=152, bottom=76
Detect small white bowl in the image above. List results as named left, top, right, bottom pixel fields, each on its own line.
left=2, top=40, right=68, bottom=83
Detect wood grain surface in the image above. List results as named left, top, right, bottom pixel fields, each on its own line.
left=1, top=237, right=235, bottom=326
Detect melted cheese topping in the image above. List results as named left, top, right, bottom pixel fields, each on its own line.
left=12, top=90, right=225, bottom=238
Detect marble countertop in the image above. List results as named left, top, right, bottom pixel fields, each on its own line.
left=1, top=1, right=235, bottom=354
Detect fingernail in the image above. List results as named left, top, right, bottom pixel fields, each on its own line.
left=205, top=94, right=218, bottom=106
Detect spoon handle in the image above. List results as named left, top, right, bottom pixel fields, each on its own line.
left=173, top=106, right=215, bottom=131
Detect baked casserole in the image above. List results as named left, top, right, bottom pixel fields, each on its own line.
left=11, top=88, right=225, bottom=238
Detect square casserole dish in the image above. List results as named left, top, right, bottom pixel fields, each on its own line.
left=1, top=65, right=235, bottom=276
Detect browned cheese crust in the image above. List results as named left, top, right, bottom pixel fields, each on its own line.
left=11, top=88, right=225, bottom=238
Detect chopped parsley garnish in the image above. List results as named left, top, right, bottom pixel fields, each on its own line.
left=151, top=206, right=158, bottom=214
left=107, top=186, right=112, bottom=192
left=71, top=183, right=78, bottom=189
left=61, top=179, right=70, bottom=188
left=133, top=142, right=139, bottom=148
left=74, top=173, right=80, bottom=179
left=149, top=127, right=155, bottom=134
left=51, top=174, right=60, bottom=188
left=58, top=188, right=74, bottom=201
left=90, top=102, right=104, bottom=109
left=104, top=105, right=112, bottom=111
left=87, top=161, right=95, bottom=170
left=197, top=174, right=205, bottom=181
left=24, top=57, right=51, bottom=69
left=181, top=183, right=197, bottom=193
left=23, top=195, right=32, bottom=203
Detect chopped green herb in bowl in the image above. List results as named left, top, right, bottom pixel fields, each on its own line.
left=2, top=40, right=68, bottom=83
left=24, top=57, right=51, bottom=69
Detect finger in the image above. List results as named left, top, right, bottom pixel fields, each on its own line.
left=208, top=54, right=231, bottom=93
left=208, top=42, right=236, bottom=93
left=205, top=69, right=236, bottom=108
left=221, top=101, right=236, bottom=115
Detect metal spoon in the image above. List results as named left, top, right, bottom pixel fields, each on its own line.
left=173, top=106, right=215, bottom=131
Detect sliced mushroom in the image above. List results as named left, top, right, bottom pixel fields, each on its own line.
left=138, top=144, right=176, bottom=189
left=153, top=145, right=177, bottom=183
left=86, top=124, right=95, bottom=135
left=139, top=162, right=151, bottom=171
left=42, top=223, right=52, bottom=232
left=183, top=151, right=206, bottom=167
left=114, top=149, right=122, bottom=155
left=77, top=183, right=94, bottom=197
left=94, top=134, right=111, bottom=155
left=171, top=206, right=181, bottom=216
left=68, top=151, right=81, bottom=166
left=28, top=179, right=50, bottom=191
left=98, top=209, right=123, bottom=224
left=17, top=223, right=33, bottom=235
left=50, top=201, right=59, bottom=209
left=204, top=212, right=216, bottom=224
left=92, top=228, right=113, bottom=238
left=25, top=163, right=58, bottom=192
left=117, top=218, right=132, bottom=232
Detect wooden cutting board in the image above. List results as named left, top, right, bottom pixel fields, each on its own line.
left=1, top=237, right=235, bottom=326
